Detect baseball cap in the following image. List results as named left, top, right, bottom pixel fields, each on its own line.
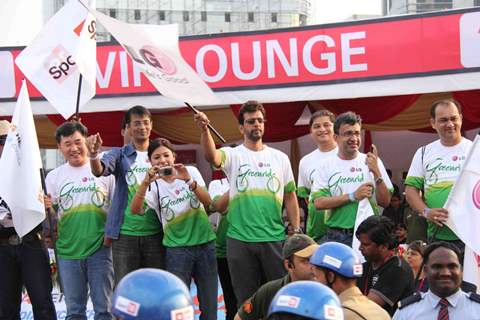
left=282, top=234, right=319, bottom=259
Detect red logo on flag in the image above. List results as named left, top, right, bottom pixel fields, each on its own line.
left=140, top=45, right=177, bottom=75
left=473, top=180, right=480, bottom=209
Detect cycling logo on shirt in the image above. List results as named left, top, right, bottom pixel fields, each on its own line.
left=236, top=164, right=281, bottom=193
left=328, top=171, right=364, bottom=195
left=425, top=158, right=461, bottom=184
left=58, top=180, right=107, bottom=211
left=126, top=165, right=149, bottom=186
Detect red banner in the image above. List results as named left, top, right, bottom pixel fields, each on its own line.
left=1, top=8, right=479, bottom=101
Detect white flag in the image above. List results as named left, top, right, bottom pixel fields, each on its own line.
left=90, top=8, right=219, bottom=106
left=463, top=246, right=480, bottom=293
left=444, top=134, right=480, bottom=255
left=352, top=198, right=375, bottom=263
left=0, top=81, right=45, bottom=237
left=15, top=0, right=96, bottom=119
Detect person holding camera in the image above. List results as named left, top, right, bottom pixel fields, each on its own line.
left=88, top=106, right=165, bottom=284
left=130, top=137, right=218, bottom=320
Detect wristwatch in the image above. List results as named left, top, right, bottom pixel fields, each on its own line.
left=423, top=207, right=430, bottom=218
left=293, top=227, right=303, bottom=234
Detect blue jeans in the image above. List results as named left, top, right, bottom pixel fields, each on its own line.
left=166, top=241, right=218, bottom=320
left=111, top=232, right=165, bottom=284
left=320, top=228, right=354, bottom=247
left=58, top=246, right=114, bottom=320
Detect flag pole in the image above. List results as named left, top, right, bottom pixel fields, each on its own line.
left=185, top=102, right=226, bottom=143
left=40, top=168, right=64, bottom=294
left=74, top=74, right=83, bottom=120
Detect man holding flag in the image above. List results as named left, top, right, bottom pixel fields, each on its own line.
left=0, top=85, right=56, bottom=319
left=405, top=99, right=471, bottom=256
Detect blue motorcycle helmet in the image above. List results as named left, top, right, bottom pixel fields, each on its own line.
left=267, top=281, right=343, bottom=320
left=310, top=242, right=363, bottom=278
left=112, top=268, right=194, bottom=320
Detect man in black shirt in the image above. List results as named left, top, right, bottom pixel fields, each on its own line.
left=0, top=120, right=56, bottom=320
left=356, top=215, right=415, bottom=316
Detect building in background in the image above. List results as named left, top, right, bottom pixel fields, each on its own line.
left=47, top=0, right=312, bottom=41
left=384, top=0, right=479, bottom=15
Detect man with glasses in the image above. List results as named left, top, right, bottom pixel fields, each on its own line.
left=405, top=99, right=470, bottom=257
left=194, top=100, right=301, bottom=305
left=89, top=106, right=165, bottom=284
left=311, top=112, right=393, bottom=246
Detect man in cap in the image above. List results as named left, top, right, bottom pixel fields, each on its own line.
left=235, top=234, right=318, bottom=320
left=311, top=242, right=391, bottom=319
left=0, top=120, right=56, bottom=320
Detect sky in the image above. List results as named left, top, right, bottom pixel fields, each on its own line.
left=312, top=0, right=383, bottom=24
left=0, top=0, right=384, bottom=46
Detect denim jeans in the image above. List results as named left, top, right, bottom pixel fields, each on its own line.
left=57, top=246, right=114, bottom=320
left=320, top=228, right=354, bottom=247
left=0, top=235, right=56, bottom=320
left=166, top=241, right=218, bottom=320
left=112, top=232, right=165, bottom=284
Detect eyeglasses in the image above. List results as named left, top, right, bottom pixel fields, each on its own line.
left=244, top=118, right=266, bottom=125
left=338, top=130, right=361, bottom=138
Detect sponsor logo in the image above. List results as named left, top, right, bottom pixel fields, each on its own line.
left=425, top=158, right=461, bottom=184
left=328, top=171, right=364, bottom=194
left=276, top=295, right=300, bottom=308
left=472, top=180, right=480, bottom=210
left=44, top=45, right=77, bottom=83
left=170, top=305, right=194, bottom=320
left=114, top=296, right=140, bottom=317
left=235, top=164, right=281, bottom=193
left=324, top=305, right=342, bottom=320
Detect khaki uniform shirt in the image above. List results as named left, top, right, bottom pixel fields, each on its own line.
left=340, top=286, right=391, bottom=320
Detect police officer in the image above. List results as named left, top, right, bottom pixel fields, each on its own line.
left=267, top=281, right=344, bottom=320
left=393, top=241, right=480, bottom=319
left=310, top=242, right=391, bottom=320
left=0, top=120, right=56, bottom=320
left=112, top=268, right=194, bottom=320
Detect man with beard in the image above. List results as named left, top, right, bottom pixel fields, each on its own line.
left=194, top=100, right=301, bottom=305
left=393, top=242, right=480, bottom=319
left=311, top=112, right=393, bottom=246
left=356, top=216, right=414, bottom=316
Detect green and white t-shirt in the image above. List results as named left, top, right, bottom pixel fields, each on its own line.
left=405, top=138, right=472, bottom=240
left=219, top=145, right=296, bottom=242
left=46, top=163, right=114, bottom=259
left=298, top=147, right=338, bottom=241
left=208, top=178, right=230, bottom=258
left=121, top=151, right=162, bottom=236
left=311, top=153, right=393, bottom=229
left=146, top=166, right=215, bottom=248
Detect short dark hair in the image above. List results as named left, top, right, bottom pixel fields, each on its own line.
left=309, top=110, right=335, bottom=127
left=430, top=99, right=462, bottom=119
left=334, top=111, right=362, bottom=135
left=423, top=241, right=461, bottom=265
left=55, top=122, right=88, bottom=144
left=408, top=240, right=426, bottom=257
left=238, top=100, right=266, bottom=125
left=355, top=215, right=395, bottom=250
left=125, top=105, right=152, bottom=125
left=121, top=113, right=128, bottom=130
left=148, top=137, right=175, bottom=159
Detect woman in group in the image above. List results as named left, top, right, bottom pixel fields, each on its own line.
left=131, top=137, right=218, bottom=320
left=405, top=240, right=426, bottom=292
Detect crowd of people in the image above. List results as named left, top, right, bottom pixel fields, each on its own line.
left=1, top=98, right=480, bottom=320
